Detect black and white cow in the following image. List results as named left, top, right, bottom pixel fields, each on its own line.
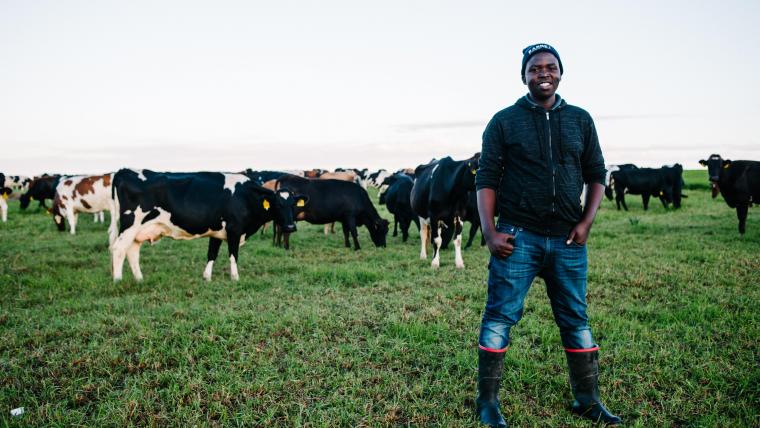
left=603, top=164, right=638, bottom=200
left=20, top=175, right=61, bottom=210
left=368, top=169, right=391, bottom=189
left=699, top=154, right=760, bottom=234
left=410, top=153, right=480, bottom=268
left=3, top=175, right=31, bottom=200
left=275, top=175, right=389, bottom=250
left=606, top=167, right=677, bottom=211
left=378, top=173, right=419, bottom=242
left=110, top=169, right=306, bottom=282
left=0, top=173, right=11, bottom=222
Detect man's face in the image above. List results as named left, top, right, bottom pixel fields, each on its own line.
left=523, top=52, right=561, bottom=101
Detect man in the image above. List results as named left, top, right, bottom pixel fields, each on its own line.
left=474, top=43, right=621, bottom=426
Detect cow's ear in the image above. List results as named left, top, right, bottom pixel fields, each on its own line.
left=698, top=159, right=707, bottom=166
left=262, top=197, right=271, bottom=211
left=723, top=160, right=732, bottom=169
left=296, top=196, right=308, bottom=207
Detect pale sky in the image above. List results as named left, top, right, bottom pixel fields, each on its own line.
left=2, top=0, right=759, bottom=176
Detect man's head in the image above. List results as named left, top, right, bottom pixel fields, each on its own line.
left=521, top=43, right=563, bottom=101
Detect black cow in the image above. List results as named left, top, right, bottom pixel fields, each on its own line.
left=20, top=175, right=61, bottom=210
left=660, top=164, right=685, bottom=209
left=604, top=164, right=639, bottom=200
left=410, top=153, right=480, bottom=268
left=378, top=173, right=419, bottom=242
left=275, top=175, right=389, bottom=250
left=110, top=168, right=306, bottom=282
left=607, top=167, right=677, bottom=211
left=699, top=154, right=760, bottom=234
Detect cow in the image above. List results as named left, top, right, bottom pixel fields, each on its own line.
left=110, top=169, right=306, bottom=282
left=275, top=175, right=389, bottom=250
left=20, top=175, right=61, bottom=210
left=0, top=173, right=11, bottom=222
left=660, top=164, right=685, bottom=209
left=378, top=173, right=419, bottom=242
left=410, top=153, right=480, bottom=268
left=606, top=167, right=677, bottom=211
left=699, top=154, right=760, bottom=234
left=318, top=171, right=360, bottom=235
left=368, top=169, right=391, bottom=189
left=51, top=174, right=117, bottom=242
left=603, top=164, right=638, bottom=201
left=3, top=175, right=32, bottom=200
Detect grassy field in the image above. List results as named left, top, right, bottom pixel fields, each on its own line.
left=0, top=169, right=758, bottom=427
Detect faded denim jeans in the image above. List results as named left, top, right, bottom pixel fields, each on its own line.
left=478, top=221, right=595, bottom=351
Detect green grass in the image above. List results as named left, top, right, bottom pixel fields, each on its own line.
left=1, top=170, right=758, bottom=427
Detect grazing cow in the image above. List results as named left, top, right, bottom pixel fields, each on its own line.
left=3, top=175, right=32, bottom=200
left=20, top=175, right=62, bottom=210
left=606, top=167, right=676, bottom=211
left=110, top=169, right=306, bottom=282
left=0, top=173, right=11, bottom=222
left=378, top=173, right=419, bottom=242
left=603, top=164, right=638, bottom=200
left=368, top=169, right=391, bottom=188
left=319, top=171, right=360, bottom=235
left=699, top=154, right=760, bottom=234
left=275, top=175, right=389, bottom=250
left=51, top=174, right=117, bottom=242
left=410, top=153, right=480, bottom=268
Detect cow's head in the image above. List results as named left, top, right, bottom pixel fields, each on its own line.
left=261, top=187, right=308, bottom=234
left=368, top=218, right=390, bottom=247
left=699, top=154, right=729, bottom=198
left=51, top=196, right=66, bottom=231
left=464, top=152, right=481, bottom=189
left=19, top=192, right=31, bottom=209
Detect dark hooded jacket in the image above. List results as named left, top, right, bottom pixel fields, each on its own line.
left=476, top=94, right=606, bottom=236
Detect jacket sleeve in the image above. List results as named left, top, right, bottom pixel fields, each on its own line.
left=580, top=117, right=606, bottom=185
left=476, top=116, right=507, bottom=190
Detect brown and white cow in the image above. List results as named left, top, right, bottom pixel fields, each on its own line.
left=51, top=174, right=117, bottom=243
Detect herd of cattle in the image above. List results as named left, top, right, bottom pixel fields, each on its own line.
left=0, top=153, right=757, bottom=281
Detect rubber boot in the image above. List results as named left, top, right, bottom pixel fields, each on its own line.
left=565, top=349, right=622, bottom=425
left=476, top=348, right=507, bottom=427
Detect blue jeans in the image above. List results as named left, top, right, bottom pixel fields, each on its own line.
left=478, top=222, right=595, bottom=351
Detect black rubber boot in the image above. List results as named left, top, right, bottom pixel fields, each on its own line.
left=565, top=349, right=622, bottom=425
left=476, top=348, right=507, bottom=427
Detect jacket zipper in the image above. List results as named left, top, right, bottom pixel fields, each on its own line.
left=546, top=111, right=556, bottom=216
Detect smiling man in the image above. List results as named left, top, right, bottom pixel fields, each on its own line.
left=473, top=44, right=621, bottom=426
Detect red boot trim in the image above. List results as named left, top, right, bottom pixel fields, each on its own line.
left=564, top=346, right=600, bottom=353
left=479, top=345, right=508, bottom=353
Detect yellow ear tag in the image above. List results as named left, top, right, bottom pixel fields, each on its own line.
left=296, top=199, right=305, bottom=207
left=723, top=164, right=731, bottom=169
left=1, top=193, right=7, bottom=200
left=262, top=200, right=270, bottom=211
left=659, top=191, right=664, bottom=196
left=471, top=169, right=477, bottom=175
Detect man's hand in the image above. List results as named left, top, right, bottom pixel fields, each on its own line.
left=566, top=221, right=591, bottom=245
left=486, top=232, right=515, bottom=258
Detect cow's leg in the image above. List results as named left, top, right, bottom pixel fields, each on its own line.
left=431, top=218, right=443, bottom=268
left=419, top=217, right=429, bottom=259
left=68, top=211, right=78, bottom=235
left=465, top=223, right=478, bottom=249
left=125, top=242, right=143, bottom=282
left=324, top=224, right=330, bottom=236
left=393, top=216, right=398, bottom=237
left=0, top=197, right=7, bottom=222
left=347, top=217, right=360, bottom=250
left=284, top=232, right=291, bottom=250
left=617, top=192, right=628, bottom=211
left=341, top=221, right=351, bottom=248
left=400, top=216, right=410, bottom=243
left=227, top=234, right=242, bottom=281
left=737, top=204, right=749, bottom=235
left=93, top=213, right=99, bottom=223
left=204, top=238, right=223, bottom=281
left=453, top=216, right=465, bottom=269
left=642, top=194, right=650, bottom=210
left=111, top=241, right=128, bottom=282
left=100, top=211, right=105, bottom=222
left=107, top=209, right=118, bottom=246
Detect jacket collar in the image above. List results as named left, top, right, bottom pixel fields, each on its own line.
left=518, top=93, right=565, bottom=112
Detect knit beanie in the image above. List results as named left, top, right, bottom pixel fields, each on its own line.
left=521, top=43, right=563, bottom=78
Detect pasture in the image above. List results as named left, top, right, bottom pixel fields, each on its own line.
left=0, top=170, right=758, bottom=426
